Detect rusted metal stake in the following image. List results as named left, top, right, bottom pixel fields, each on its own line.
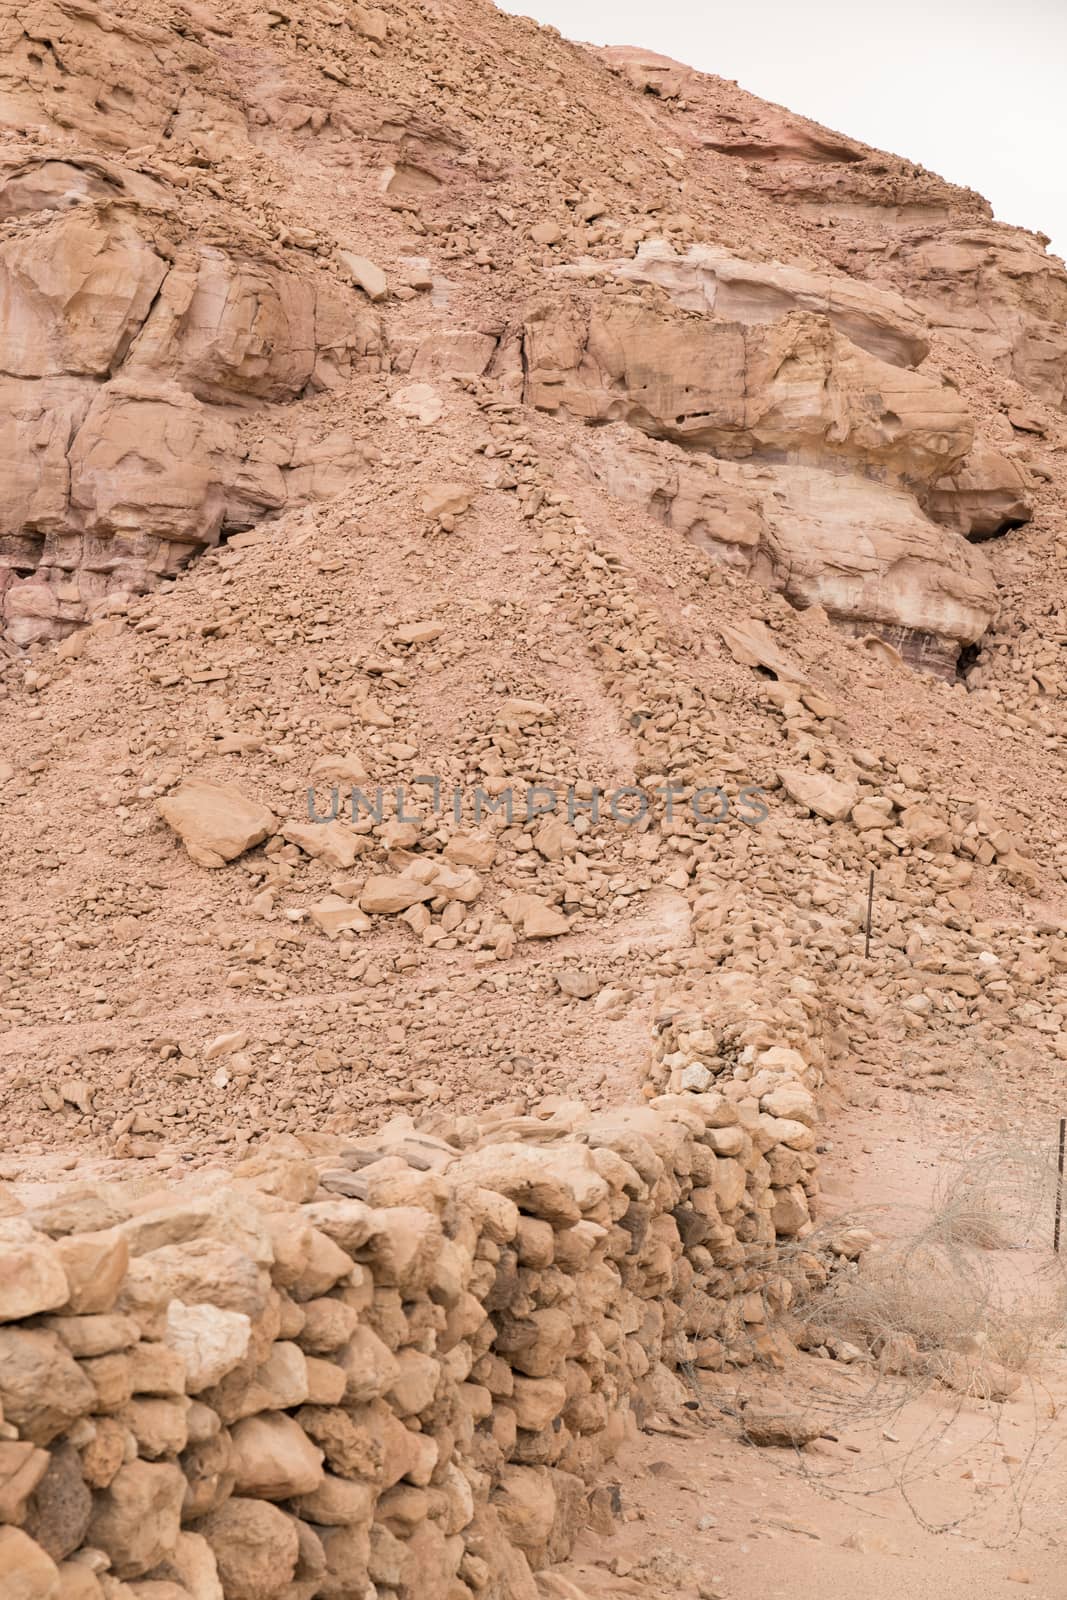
left=863, top=869, right=875, bottom=959
left=1055, top=1117, right=1066, bottom=1254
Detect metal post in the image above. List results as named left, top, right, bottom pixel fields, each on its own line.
left=1055, top=1117, right=1065, bottom=1254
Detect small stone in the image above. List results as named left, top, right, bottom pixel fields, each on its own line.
left=555, top=968, right=599, bottom=999
left=419, top=483, right=474, bottom=520
left=336, top=250, right=388, bottom=301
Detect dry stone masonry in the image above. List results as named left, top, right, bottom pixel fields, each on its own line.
left=0, top=1064, right=822, bottom=1600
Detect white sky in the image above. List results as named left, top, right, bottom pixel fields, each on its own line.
left=498, top=0, right=1067, bottom=261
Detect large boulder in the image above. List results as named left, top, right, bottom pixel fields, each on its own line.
left=156, top=783, right=276, bottom=869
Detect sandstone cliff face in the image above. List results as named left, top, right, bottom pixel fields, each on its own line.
left=0, top=146, right=384, bottom=643
left=0, top=0, right=1062, bottom=669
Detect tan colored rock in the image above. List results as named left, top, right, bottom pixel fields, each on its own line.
left=290, top=1473, right=374, bottom=1526
left=0, top=212, right=166, bottom=379
left=490, top=1466, right=557, bottom=1563
left=389, top=382, right=443, bottom=424
left=555, top=969, right=599, bottom=999
left=308, top=898, right=374, bottom=940
left=0, top=1239, right=69, bottom=1322
left=55, top=1562, right=103, bottom=1600
left=69, top=379, right=235, bottom=547
left=592, top=238, right=931, bottom=367
left=359, top=875, right=436, bottom=915
left=778, top=768, right=859, bottom=823
left=442, top=832, right=497, bottom=870
left=309, top=753, right=369, bottom=786
left=578, top=431, right=995, bottom=671
left=196, top=1499, right=299, bottom=1600
left=281, top=821, right=362, bottom=871
left=118, top=1398, right=189, bottom=1460
left=0, top=1441, right=51, bottom=1526
left=929, top=439, right=1032, bottom=539
left=338, top=1327, right=400, bottom=1404
left=336, top=251, right=388, bottom=303
left=859, top=225, right=1067, bottom=409
left=0, top=1329, right=95, bottom=1445
left=740, top=1405, right=821, bottom=1446
left=148, top=1532, right=223, bottom=1600
left=0, top=1526, right=60, bottom=1600
left=87, top=1461, right=185, bottom=1579
left=420, top=482, right=475, bottom=519
left=229, top=1415, right=324, bottom=1500
left=21, top=1444, right=91, bottom=1561
left=54, top=1231, right=128, bottom=1316
left=760, top=1083, right=817, bottom=1125
left=450, top=1143, right=609, bottom=1226
left=524, top=299, right=972, bottom=485
left=501, top=894, right=571, bottom=939
left=157, top=783, right=275, bottom=869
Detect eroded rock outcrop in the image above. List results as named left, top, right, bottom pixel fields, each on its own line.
left=523, top=296, right=973, bottom=484
left=575, top=428, right=997, bottom=673
left=0, top=152, right=385, bottom=643
left=844, top=226, right=1067, bottom=410
left=572, top=238, right=931, bottom=368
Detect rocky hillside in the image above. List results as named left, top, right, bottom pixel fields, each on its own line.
left=0, top=0, right=1065, bottom=1183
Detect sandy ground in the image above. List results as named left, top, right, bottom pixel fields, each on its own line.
left=568, top=1075, right=1067, bottom=1599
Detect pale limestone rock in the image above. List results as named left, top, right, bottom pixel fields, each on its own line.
left=163, top=1302, right=251, bottom=1393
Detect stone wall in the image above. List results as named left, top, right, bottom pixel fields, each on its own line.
left=0, top=1057, right=820, bottom=1600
